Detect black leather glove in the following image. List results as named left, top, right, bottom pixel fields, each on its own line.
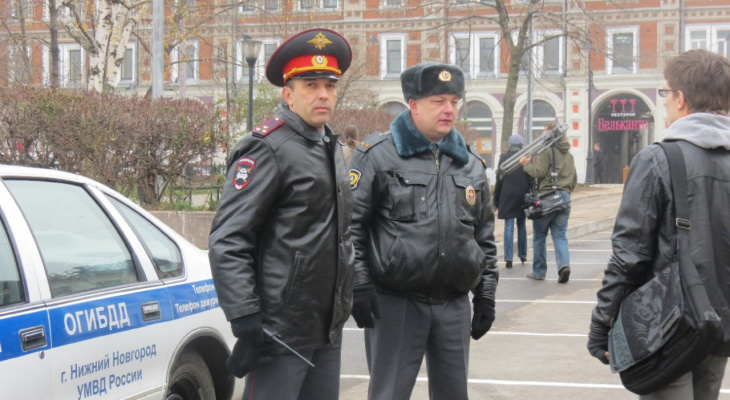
left=471, top=298, right=495, bottom=340
left=226, top=313, right=272, bottom=378
left=587, top=321, right=610, bottom=365
left=351, top=284, right=380, bottom=328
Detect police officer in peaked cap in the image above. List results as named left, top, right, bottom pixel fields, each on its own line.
left=209, top=28, right=355, bottom=400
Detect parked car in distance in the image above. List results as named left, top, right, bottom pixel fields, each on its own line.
left=0, top=165, right=242, bottom=400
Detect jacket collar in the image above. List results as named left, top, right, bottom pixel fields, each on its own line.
left=275, top=103, right=332, bottom=142
left=389, top=110, right=469, bottom=165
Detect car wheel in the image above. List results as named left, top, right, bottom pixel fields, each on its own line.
left=166, top=351, right=216, bottom=400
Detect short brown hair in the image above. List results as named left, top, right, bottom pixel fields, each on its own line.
left=664, top=49, right=730, bottom=114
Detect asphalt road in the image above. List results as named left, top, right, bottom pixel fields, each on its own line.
left=338, top=229, right=730, bottom=399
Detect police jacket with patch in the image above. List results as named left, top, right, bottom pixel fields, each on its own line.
left=349, top=110, right=498, bottom=304
left=209, top=103, right=354, bottom=352
left=589, top=113, right=730, bottom=356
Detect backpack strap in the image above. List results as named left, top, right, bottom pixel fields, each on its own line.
left=658, top=142, right=690, bottom=231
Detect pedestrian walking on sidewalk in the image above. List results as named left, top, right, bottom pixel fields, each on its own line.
left=520, top=122, right=577, bottom=283
left=494, top=134, right=533, bottom=268
left=348, top=62, right=498, bottom=400
left=588, top=48, right=730, bottom=399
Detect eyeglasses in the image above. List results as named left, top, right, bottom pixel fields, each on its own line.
left=658, top=89, right=677, bottom=98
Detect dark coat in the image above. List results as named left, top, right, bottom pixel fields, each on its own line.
left=590, top=135, right=730, bottom=356
left=593, top=148, right=604, bottom=170
left=208, top=103, right=354, bottom=352
left=493, top=147, right=533, bottom=220
left=349, top=110, right=498, bottom=304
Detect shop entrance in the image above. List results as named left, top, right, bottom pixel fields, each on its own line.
left=592, top=94, right=654, bottom=183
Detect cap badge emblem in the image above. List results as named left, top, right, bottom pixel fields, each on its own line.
left=312, top=55, right=328, bottom=67
left=439, top=70, right=452, bottom=82
left=308, top=32, right=333, bottom=50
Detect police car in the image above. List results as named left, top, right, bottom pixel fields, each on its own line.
left=0, top=166, right=242, bottom=399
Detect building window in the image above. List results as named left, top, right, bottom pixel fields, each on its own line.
left=465, top=101, right=494, bottom=168
left=236, top=38, right=280, bottom=83
left=541, top=36, right=561, bottom=74
left=7, top=45, right=31, bottom=85
left=47, top=44, right=86, bottom=88
left=513, top=30, right=563, bottom=76
left=60, top=0, right=85, bottom=19
left=383, top=101, right=407, bottom=116
left=240, top=0, right=278, bottom=12
left=322, top=0, right=337, bottom=9
left=524, top=100, right=557, bottom=140
left=382, top=0, right=403, bottom=8
left=686, top=25, right=730, bottom=58
left=380, top=34, right=406, bottom=79
left=241, top=0, right=255, bottom=12
left=118, top=44, right=136, bottom=85
left=299, top=0, right=313, bottom=9
left=170, top=41, right=199, bottom=84
left=606, top=27, right=638, bottom=75
left=689, top=30, right=707, bottom=50
left=10, top=0, right=31, bottom=19
left=175, top=0, right=196, bottom=10
left=450, top=32, right=499, bottom=78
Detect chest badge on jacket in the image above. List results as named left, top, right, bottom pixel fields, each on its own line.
left=465, top=185, right=476, bottom=206
left=233, top=156, right=256, bottom=190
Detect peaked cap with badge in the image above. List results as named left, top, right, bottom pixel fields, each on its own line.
left=400, top=62, right=465, bottom=102
left=266, top=28, right=352, bottom=87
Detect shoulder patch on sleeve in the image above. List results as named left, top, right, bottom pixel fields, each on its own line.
left=356, top=131, right=391, bottom=153
left=467, top=145, right=487, bottom=168
left=252, top=117, right=284, bottom=137
left=233, top=156, right=256, bottom=190
left=349, top=169, right=361, bottom=189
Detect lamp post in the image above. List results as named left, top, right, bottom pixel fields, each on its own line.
left=585, top=43, right=596, bottom=184
left=242, top=37, right=262, bottom=132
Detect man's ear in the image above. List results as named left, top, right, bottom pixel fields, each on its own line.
left=282, top=86, right=292, bottom=106
left=677, top=90, right=689, bottom=113
left=408, top=98, right=418, bottom=115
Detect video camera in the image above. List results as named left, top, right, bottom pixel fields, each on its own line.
left=523, top=191, right=570, bottom=220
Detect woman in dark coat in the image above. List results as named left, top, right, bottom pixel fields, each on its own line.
left=493, top=134, right=533, bottom=268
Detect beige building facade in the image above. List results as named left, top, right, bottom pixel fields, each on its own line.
left=2, top=0, right=729, bottom=181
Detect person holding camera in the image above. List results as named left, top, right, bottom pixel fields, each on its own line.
left=519, top=122, right=576, bottom=283
left=494, top=134, right=533, bottom=268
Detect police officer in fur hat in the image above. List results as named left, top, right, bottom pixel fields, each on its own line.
left=349, top=63, right=498, bottom=400
left=209, top=28, right=354, bottom=400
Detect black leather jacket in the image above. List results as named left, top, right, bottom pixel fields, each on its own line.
left=350, top=111, right=498, bottom=304
left=209, top=104, right=354, bottom=352
left=590, top=124, right=730, bottom=355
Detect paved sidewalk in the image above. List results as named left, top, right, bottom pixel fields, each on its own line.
left=493, top=184, right=625, bottom=250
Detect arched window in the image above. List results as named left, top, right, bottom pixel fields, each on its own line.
left=465, top=101, right=494, bottom=168
left=523, top=100, right=556, bottom=140
left=382, top=101, right=407, bottom=116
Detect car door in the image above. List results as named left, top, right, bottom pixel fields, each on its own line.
left=0, top=181, right=52, bottom=399
left=2, top=178, right=175, bottom=400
